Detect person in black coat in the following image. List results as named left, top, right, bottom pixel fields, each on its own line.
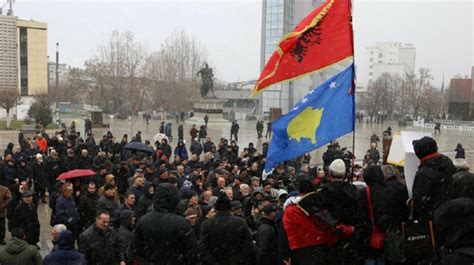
left=381, top=165, right=409, bottom=227
left=43, top=230, right=86, bottom=265
left=451, top=171, right=474, bottom=200
left=178, top=124, right=184, bottom=142
left=434, top=198, right=474, bottom=265
left=159, top=139, right=172, bottom=160
left=96, top=184, right=119, bottom=214
left=10, top=190, right=40, bottom=245
left=199, top=192, right=255, bottom=265
left=61, top=149, right=77, bottom=172
left=358, top=166, right=391, bottom=264
left=256, top=204, right=279, bottom=265
left=117, top=209, right=136, bottom=265
left=46, top=151, right=62, bottom=194
left=79, top=210, right=119, bottom=265
left=412, top=137, right=456, bottom=222
left=134, top=183, right=199, bottom=264
left=137, top=182, right=155, bottom=218
left=190, top=140, right=203, bottom=157
left=78, top=182, right=99, bottom=231
left=31, top=154, right=48, bottom=203
left=455, top=143, right=465, bottom=159
left=54, top=183, right=80, bottom=236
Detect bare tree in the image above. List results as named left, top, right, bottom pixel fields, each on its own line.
left=85, top=31, right=144, bottom=114
left=422, top=86, right=443, bottom=119
left=0, top=90, right=22, bottom=129
left=361, top=75, right=386, bottom=121
left=146, top=30, right=207, bottom=111
left=404, top=68, right=432, bottom=118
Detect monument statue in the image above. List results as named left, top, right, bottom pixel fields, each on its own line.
left=197, top=62, right=215, bottom=98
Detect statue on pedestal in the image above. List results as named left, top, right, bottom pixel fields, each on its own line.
left=197, top=62, right=216, bottom=98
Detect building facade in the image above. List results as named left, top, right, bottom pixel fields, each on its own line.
left=448, top=78, right=472, bottom=119
left=0, top=15, right=48, bottom=119
left=17, top=19, right=48, bottom=96
left=365, top=42, right=416, bottom=85
left=0, top=15, right=18, bottom=90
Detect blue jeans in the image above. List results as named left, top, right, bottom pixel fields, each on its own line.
left=364, top=258, right=385, bottom=265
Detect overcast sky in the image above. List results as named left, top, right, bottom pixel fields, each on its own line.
left=12, top=0, right=473, bottom=87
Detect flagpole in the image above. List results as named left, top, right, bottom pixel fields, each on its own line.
left=349, top=0, right=356, bottom=179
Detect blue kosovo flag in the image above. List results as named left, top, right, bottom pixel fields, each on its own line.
left=265, top=64, right=355, bottom=172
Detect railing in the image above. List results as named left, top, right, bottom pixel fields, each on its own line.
left=413, top=119, right=474, bottom=131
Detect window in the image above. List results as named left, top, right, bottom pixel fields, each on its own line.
left=378, top=53, right=383, bottom=58
left=370, top=58, right=373, bottom=62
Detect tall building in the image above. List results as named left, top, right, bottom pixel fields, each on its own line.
left=365, top=42, right=416, bottom=85
left=0, top=14, right=48, bottom=119
left=259, top=0, right=348, bottom=116
left=448, top=77, right=472, bottom=119
left=0, top=15, right=18, bottom=90
left=17, top=18, right=48, bottom=96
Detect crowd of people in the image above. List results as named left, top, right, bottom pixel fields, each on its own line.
left=0, top=120, right=472, bottom=265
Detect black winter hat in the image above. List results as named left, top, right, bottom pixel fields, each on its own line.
left=412, top=136, right=438, bottom=159
left=214, top=192, right=232, bottom=212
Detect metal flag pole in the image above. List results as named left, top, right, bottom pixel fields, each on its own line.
left=349, top=0, right=356, bottom=179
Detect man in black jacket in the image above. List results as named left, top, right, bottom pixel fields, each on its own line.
left=256, top=204, right=278, bottom=265
left=137, top=182, right=155, bottom=218
left=199, top=192, right=254, bottom=265
left=10, top=190, right=40, bottom=246
left=78, top=182, right=99, bottom=231
left=412, top=137, right=456, bottom=222
left=79, top=210, right=119, bottom=265
left=117, top=210, right=136, bottom=265
left=134, top=183, right=199, bottom=264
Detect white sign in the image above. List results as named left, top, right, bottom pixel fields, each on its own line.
left=387, top=131, right=432, bottom=197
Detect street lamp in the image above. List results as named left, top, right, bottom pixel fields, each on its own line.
left=55, top=42, right=59, bottom=108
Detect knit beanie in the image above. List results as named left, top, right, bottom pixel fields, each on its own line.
left=214, top=192, right=231, bottom=212
left=412, top=136, right=438, bottom=159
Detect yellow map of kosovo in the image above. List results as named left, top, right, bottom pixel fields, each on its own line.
left=287, top=107, right=324, bottom=144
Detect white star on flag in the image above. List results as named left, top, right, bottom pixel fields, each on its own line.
left=302, top=97, right=308, bottom=103
left=293, top=106, right=299, bottom=111
left=329, top=82, right=337, bottom=89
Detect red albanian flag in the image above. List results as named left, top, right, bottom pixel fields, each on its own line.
left=253, top=0, right=354, bottom=95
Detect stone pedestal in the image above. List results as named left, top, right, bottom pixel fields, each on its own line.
left=186, top=99, right=229, bottom=125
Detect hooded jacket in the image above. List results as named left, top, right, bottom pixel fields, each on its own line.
left=43, top=230, right=86, bottom=265
left=137, top=182, right=155, bottom=218
left=435, top=198, right=474, bottom=265
left=174, top=141, right=188, bottom=160
left=134, top=183, right=199, bottom=264
left=0, top=237, right=42, bottom=265
left=412, top=154, right=456, bottom=222
left=117, top=210, right=135, bottom=264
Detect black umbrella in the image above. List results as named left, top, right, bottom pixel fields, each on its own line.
left=124, top=142, right=154, bottom=155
